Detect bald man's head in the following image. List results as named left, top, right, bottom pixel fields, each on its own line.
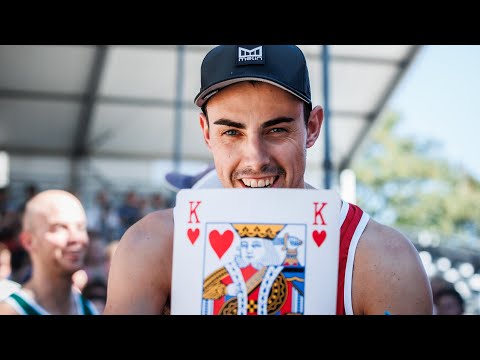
left=22, top=190, right=85, bottom=233
left=20, top=189, right=89, bottom=276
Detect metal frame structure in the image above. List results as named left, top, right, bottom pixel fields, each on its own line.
left=0, top=45, right=422, bottom=197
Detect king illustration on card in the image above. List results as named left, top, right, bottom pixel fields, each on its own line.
left=171, top=188, right=340, bottom=315
left=201, top=222, right=307, bottom=315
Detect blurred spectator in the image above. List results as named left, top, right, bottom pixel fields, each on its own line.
left=430, top=276, right=446, bottom=314
left=83, top=230, right=108, bottom=284
left=0, top=241, right=21, bottom=301
left=140, top=192, right=167, bottom=217
left=0, top=242, right=11, bottom=279
left=0, top=189, right=23, bottom=295
left=86, top=190, right=120, bottom=243
left=117, top=191, right=141, bottom=237
left=150, top=193, right=166, bottom=211
left=434, top=287, right=465, bottom=315
left=82, top=276, right=108, bottom=314
left=73, top=235, right=118, bottom=293
left=0, top=187, right=10, bottom=224
left=0, top=187, right=18, bottom=228
left=430, top=276, right=450, bottom=300
left=0, top=189, right=98, bottom=315
left=0, top=225, right=20, bottom=255
left=137, top=197, right=149, bottom=218
left=0, top=225, right=30, bottom=284
left=74, top=233, right=116, bottom=314
left=17, top=183, right=38, bottom=215
left=8, top=247, right=31, bottom=284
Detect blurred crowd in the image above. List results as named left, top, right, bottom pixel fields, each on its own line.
left=0, top=183, right=169, bottom=313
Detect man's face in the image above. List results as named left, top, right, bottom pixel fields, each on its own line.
left=201, top=82, right=319, bottom=189
left=240, top=238, right=266, bottom=264
left=31, top=197, right=89, bottom=274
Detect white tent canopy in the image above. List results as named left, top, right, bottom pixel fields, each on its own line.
left=0, top=45, right=421, bottom=201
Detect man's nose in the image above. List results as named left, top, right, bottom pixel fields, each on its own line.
left=242, top=136, right=270, bottom=170
left=68, top=228, right=89, bottom=244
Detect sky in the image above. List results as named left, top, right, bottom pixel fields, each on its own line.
left=387, top=45, right=480, bottom=181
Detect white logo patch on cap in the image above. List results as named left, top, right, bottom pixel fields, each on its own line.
left=237, top=46, right=264, bottom=65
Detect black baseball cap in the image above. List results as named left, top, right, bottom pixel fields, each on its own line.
left=194, top=45, right=311, bottom=107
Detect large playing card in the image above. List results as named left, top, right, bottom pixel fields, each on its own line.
left=171, top=188, right=341, bottom=315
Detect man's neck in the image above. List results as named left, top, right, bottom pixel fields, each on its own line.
left=23, top=272, right=77, bottom=315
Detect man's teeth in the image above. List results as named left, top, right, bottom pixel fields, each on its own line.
left=241, top=177, right=275, bottom=188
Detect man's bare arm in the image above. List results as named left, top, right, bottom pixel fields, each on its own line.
left=104, top=208, right=174, bottom=315
left=352, top=219, right=433, bottom=315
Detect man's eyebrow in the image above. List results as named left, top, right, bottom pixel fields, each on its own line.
left=213, top=117, right=295, bottom=129
left=262, top=117, right=294, bottom=129
left=213, top=119, right=245, bottom=129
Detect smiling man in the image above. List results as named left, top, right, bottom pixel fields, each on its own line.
left=104, top=45, right=433, bottom=315
left=0, top=189, right=98, bottom=315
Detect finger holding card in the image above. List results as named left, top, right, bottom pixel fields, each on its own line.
left=171, top=188, right=341, bottom=315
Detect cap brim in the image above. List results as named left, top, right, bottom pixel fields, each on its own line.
left=164, top=172, right=197, bottom=192
left=194, top=76, right=311, bottom=107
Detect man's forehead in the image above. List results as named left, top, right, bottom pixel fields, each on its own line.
left=208, top=81, right=301, bottom=107
left=30, top=198, right=85, bottom=223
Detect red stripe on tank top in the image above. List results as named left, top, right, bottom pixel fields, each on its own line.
left=336, top=203, right=364, bottom=315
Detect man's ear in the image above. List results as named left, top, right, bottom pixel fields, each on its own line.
left=306, top=105, right=324, bottom=148
left=199, top=113, right=212, bottom=150
left=19, top=231, right=32, bottom=251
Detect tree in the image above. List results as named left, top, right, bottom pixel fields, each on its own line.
left=352, top=111, right=480, bottom=242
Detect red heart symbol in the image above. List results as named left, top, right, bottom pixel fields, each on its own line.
left=209, top=230, right=234, bottom=259
left=187, top=228, right=200, bottom=244
left=312, top=230, right=327, bottom=247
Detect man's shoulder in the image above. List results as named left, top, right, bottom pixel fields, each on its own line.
left=141, top=207, right=174, bottom=226
left=0, top=282, right=22, bottom=315
left=134, top=206, right=173, bottom=226
left=0, top=279, right=21, bottom=302
left=354, top=219, right=432, bottom=314
left=356, top=219, right=420, bottom=272
left=365, top=218, right=409, bottom=241
left=121, top=208, right=174, bottom=251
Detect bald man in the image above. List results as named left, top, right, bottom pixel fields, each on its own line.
left=0, top=189, right=99, bottom=315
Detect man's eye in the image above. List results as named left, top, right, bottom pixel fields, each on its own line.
left=223, top=129, right=239, bottom=136
left=269, top=128, right=287, bottom=133
left=52, top=224, right=67, bottom=232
